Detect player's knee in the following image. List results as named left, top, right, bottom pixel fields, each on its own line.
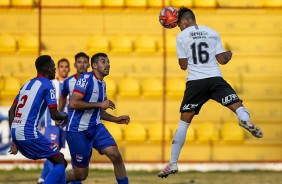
left=75, top=170, right=88, bottom=181
left=108, top=151, right=123, bottom=164
left=58, top=153, right=68, bottom=168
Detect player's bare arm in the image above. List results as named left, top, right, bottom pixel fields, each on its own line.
left=216, top=50, right=233, bottom=65
left=49, top=108, right=68, bottom=127
left=100, top=109, right=130, bottom=125
left=8, top=103, right=17, bottom=128
left=70, top=92, right=115, bottom=110
left=178, top=58, right=188, bottom=70
left=58, top=95, right=67, bottom=112
left=9, top=141, right=18, bottom=155
left=8, top=103, right=18, bottom=155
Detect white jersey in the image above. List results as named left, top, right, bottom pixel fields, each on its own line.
left=176, top=25, right=225, bottom=81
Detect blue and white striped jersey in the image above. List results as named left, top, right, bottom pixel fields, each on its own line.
left=67, top=72, right=107, bottom=133
left=11, top=75, right=57, bottom=140
left=61, top=74, right=78, bottom=119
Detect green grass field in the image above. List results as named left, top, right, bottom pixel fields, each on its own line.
left=0, top=169, right=281, bottom=184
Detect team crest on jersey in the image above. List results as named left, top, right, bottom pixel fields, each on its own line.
left=76, top=154, right=83, bottom=162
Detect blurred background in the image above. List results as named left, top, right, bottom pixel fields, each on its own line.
left=0, top=0, right=281, bottom=166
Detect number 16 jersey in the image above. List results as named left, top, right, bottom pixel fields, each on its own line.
left=176, top=25, right=225, bottom=81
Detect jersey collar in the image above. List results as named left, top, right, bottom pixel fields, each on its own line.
left=74, top=74, right=78, bottom=80
left=92, top=71, right=103, bottom=83
left=37, top=74, right=44, bottom=78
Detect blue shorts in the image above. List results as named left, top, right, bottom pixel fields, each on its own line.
left=44, top=126, right=66, bottom=148
left=13, top=134, right=61, bottom=160
left=66, top=123, right=116, bottom=167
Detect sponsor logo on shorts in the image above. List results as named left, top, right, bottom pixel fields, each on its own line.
left=50, top=144, right=58, bottom=152
left=50, top=133, right=57, bottom=141
left=182, top=104, right=198, bottom=111
left=222, top=94, right=238, bottom=105
left=76, top=154, right=83, bottom=162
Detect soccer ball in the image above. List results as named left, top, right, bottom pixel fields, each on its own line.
left=159, top=6, right=178, bottom=29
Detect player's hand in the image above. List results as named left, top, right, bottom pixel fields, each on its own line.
left=100, top=100, right=115, bottom=110
left=115, top=115, right=130, bottom=125
left=55, top=118, right=68, bottom=127
left=9, top=141, right=18, bottom=155
left=224, top=50, right=232, bottom=61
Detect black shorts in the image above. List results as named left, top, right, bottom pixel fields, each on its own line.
left=180, top=77, right=241, bottom=114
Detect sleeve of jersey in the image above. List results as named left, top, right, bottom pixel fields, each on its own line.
left=215, top=32, right=225, bottom=54
left=176, top=36, right=187, bottom=59
left=13, top=93, right=20, bottom=104
left=73, top=77, right=88, bottom=96
left=61, top=80, right=69, bottom=97
left=45, top=81, right=58, bottom=109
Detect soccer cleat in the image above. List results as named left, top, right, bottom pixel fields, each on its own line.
left=158, top=162, right=178, bottom=178
left=239, top=120, right=263, bottom=138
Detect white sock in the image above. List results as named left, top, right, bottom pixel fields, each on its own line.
left=170, top=120, right=190, bottom=164
left=236, top=106, right=251, bottom=125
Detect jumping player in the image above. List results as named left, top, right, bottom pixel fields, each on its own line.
left=158, top=7, right=263, bottom=178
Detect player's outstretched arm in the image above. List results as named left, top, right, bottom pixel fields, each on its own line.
left=216, top=50, right=233, bottom=65
left=100, top=109, right=130, bottom=125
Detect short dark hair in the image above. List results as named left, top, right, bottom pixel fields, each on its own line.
left=57, top=58, right=69, bottom=67
left=91, top=53, right=108, bottom=66
left=75, top=52, right=89, bottom=61
left=35, top=55, right=52, bottom=73
left=178, top=7, right=195, bottom=23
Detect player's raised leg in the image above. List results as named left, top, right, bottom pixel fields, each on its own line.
left=228, top=101, right=263, bottom=138
left=158, top=111, right=195, bottom=178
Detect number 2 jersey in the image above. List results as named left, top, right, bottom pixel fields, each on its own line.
left=176, top=25, right=225, bottom=81
left=67, top=71, right=107, bottom=134
left=11, top=75, right=57, bottom=140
